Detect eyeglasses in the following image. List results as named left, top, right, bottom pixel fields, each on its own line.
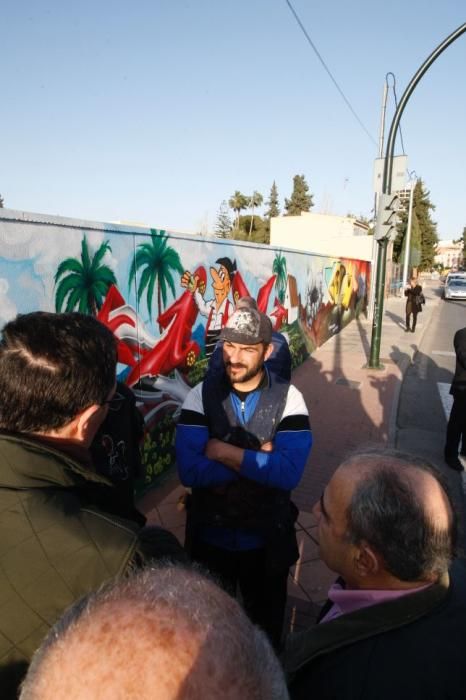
left=102, top=391, right=126, bottom=411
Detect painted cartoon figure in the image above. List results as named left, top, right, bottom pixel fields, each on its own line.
left=181, top=257, right=237, bottom=357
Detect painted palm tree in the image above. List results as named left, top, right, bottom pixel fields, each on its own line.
left=248, top=191, right=263, bottom=237
left=54, top=236, right=117, bottom=315
left=129, top=229, right=184, bottom=331
left=272, top=251, right=288, bottom=305
left=228, top=191, right=248, bottom=229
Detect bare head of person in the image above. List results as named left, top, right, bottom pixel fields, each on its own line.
left=313, top=449, right=456, bottom=589
left=20, top=564, right=289, bottom=700
left=0, top=312, right=117, bottom=445
left=220, top=308, right=273, bottom=389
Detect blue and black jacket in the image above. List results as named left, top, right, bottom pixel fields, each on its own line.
left=176, top=369, right=312, bottom=554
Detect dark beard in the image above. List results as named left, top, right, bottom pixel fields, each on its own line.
left=225, top=361, right=264, bottom=386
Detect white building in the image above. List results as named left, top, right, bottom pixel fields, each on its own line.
left=270, top=212, right=372, bottom=261
left=434, top=240, right=463, bottom=269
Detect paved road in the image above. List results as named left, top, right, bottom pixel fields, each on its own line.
left=395, top=283, right=466, bottom=545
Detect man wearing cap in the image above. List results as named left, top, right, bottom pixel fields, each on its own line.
left=176, top=307, right=312, bottom=649
left=206, top=296, right=292, bottom=381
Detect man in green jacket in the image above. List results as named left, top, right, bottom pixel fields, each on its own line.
left=0, top=312, right=183, bottom=698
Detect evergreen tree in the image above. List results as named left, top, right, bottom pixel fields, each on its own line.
left=264, top=181, right=280, bottom=220
left=393, top=180, right=438, bottom=271
left=453, top=227, right=466, bottom=269
left=284, top=174, right=313, bottom=216
left=414, top=180, right=438, bottom=270
left=262, top=181, right=280, bottom=245
left=214, top=201, right=233, bottom=239
left=0, top=194, right=4, bottom=208
left=228, top=191, right=248, bottom=229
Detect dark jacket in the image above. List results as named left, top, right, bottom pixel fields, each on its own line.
left=91, top=381, right=146, bottom=525
left=404, top=284, right=424, bottom=314
left=0, top=432, right=183, bottom=698
left=284, top=559, right=466, bottom=700
left=450, top=326, right=466, bottom=396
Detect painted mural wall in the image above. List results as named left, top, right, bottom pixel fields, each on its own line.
left=0, top=209, right=370, bottom=492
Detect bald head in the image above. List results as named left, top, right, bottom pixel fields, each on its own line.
left=314, top=449, right=456, bottom=586
left=20, top=565, right=288, bottom=700
left=340, top=452, right=453, bottom=533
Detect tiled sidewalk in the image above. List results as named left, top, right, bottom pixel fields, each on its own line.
left=138, top=484, right=334, bottom=633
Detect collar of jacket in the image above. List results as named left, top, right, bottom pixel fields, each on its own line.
left=0, top=431, right=113, bottom=489
left=228, top=368, right=270, bottom=423
left=282, top=571, right=449, bottom=675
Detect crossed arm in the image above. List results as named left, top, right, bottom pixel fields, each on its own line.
left=204, top=438, right=273, bottom=472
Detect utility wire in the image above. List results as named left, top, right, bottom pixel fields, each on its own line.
left=285, top=0, right=377, bottom=147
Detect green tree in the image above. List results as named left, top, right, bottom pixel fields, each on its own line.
left=394, top=211, right=422, bottom=269
left=264, top=181, right=280, bottom=220
left=129, top=229, right=183, bottom=330
left=284, top=174, right=313, bottom=215
left=215, top=201, right=232, bottom=239
left=55, top=236, right=117, bottom=315
left=413, top=180, right=438, bottom=270
left=232, top=215, right=268, bottom=244
left=248, top=191, right=263, bottom=237
left=272, top=251, right=288, bottom=304
left=393, top=180, right=438, bottom=271
left=228, top=191, right=248, bottom=229
left=453, top=227, right=466, bottom=268
left=263, top=181, right=280, bottom=244
left=0, top=194, right=4, bottom=208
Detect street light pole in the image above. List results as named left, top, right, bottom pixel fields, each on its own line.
left=369, top=75, right=392, bottom=323
left=401, top=176, right=416, bottom=292
left=368, top=22, right=466, bottom=369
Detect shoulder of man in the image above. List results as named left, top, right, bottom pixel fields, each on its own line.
left=180, top=381, right=205, bottom=415
left=282, top=383, right=309, bottom=419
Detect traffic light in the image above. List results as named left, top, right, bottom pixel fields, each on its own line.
left=374, top=193, right=401, bottom=241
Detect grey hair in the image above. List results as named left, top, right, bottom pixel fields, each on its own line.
left=342, top=448, right=457, bottom=581
left=20, top=563, right=289, bottom=700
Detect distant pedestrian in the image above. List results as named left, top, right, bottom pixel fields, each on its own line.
left=444, top=326, right=466, bottom=471
left=404, top=277, right=424, bottom=332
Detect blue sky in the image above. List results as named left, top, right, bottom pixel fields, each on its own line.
left=2, top=1, right=465, bottom=241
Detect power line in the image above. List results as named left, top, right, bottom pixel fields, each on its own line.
left=284, top=0, right=377, bottom=147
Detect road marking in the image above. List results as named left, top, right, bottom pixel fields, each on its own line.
left=437, top=382, right=453, bottom=420
left=432, top=350, right=456, bottom=357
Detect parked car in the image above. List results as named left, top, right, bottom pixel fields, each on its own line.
left=445, top=271, right=466, bottom=285
left=444, top=278, right=466, bottom=301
